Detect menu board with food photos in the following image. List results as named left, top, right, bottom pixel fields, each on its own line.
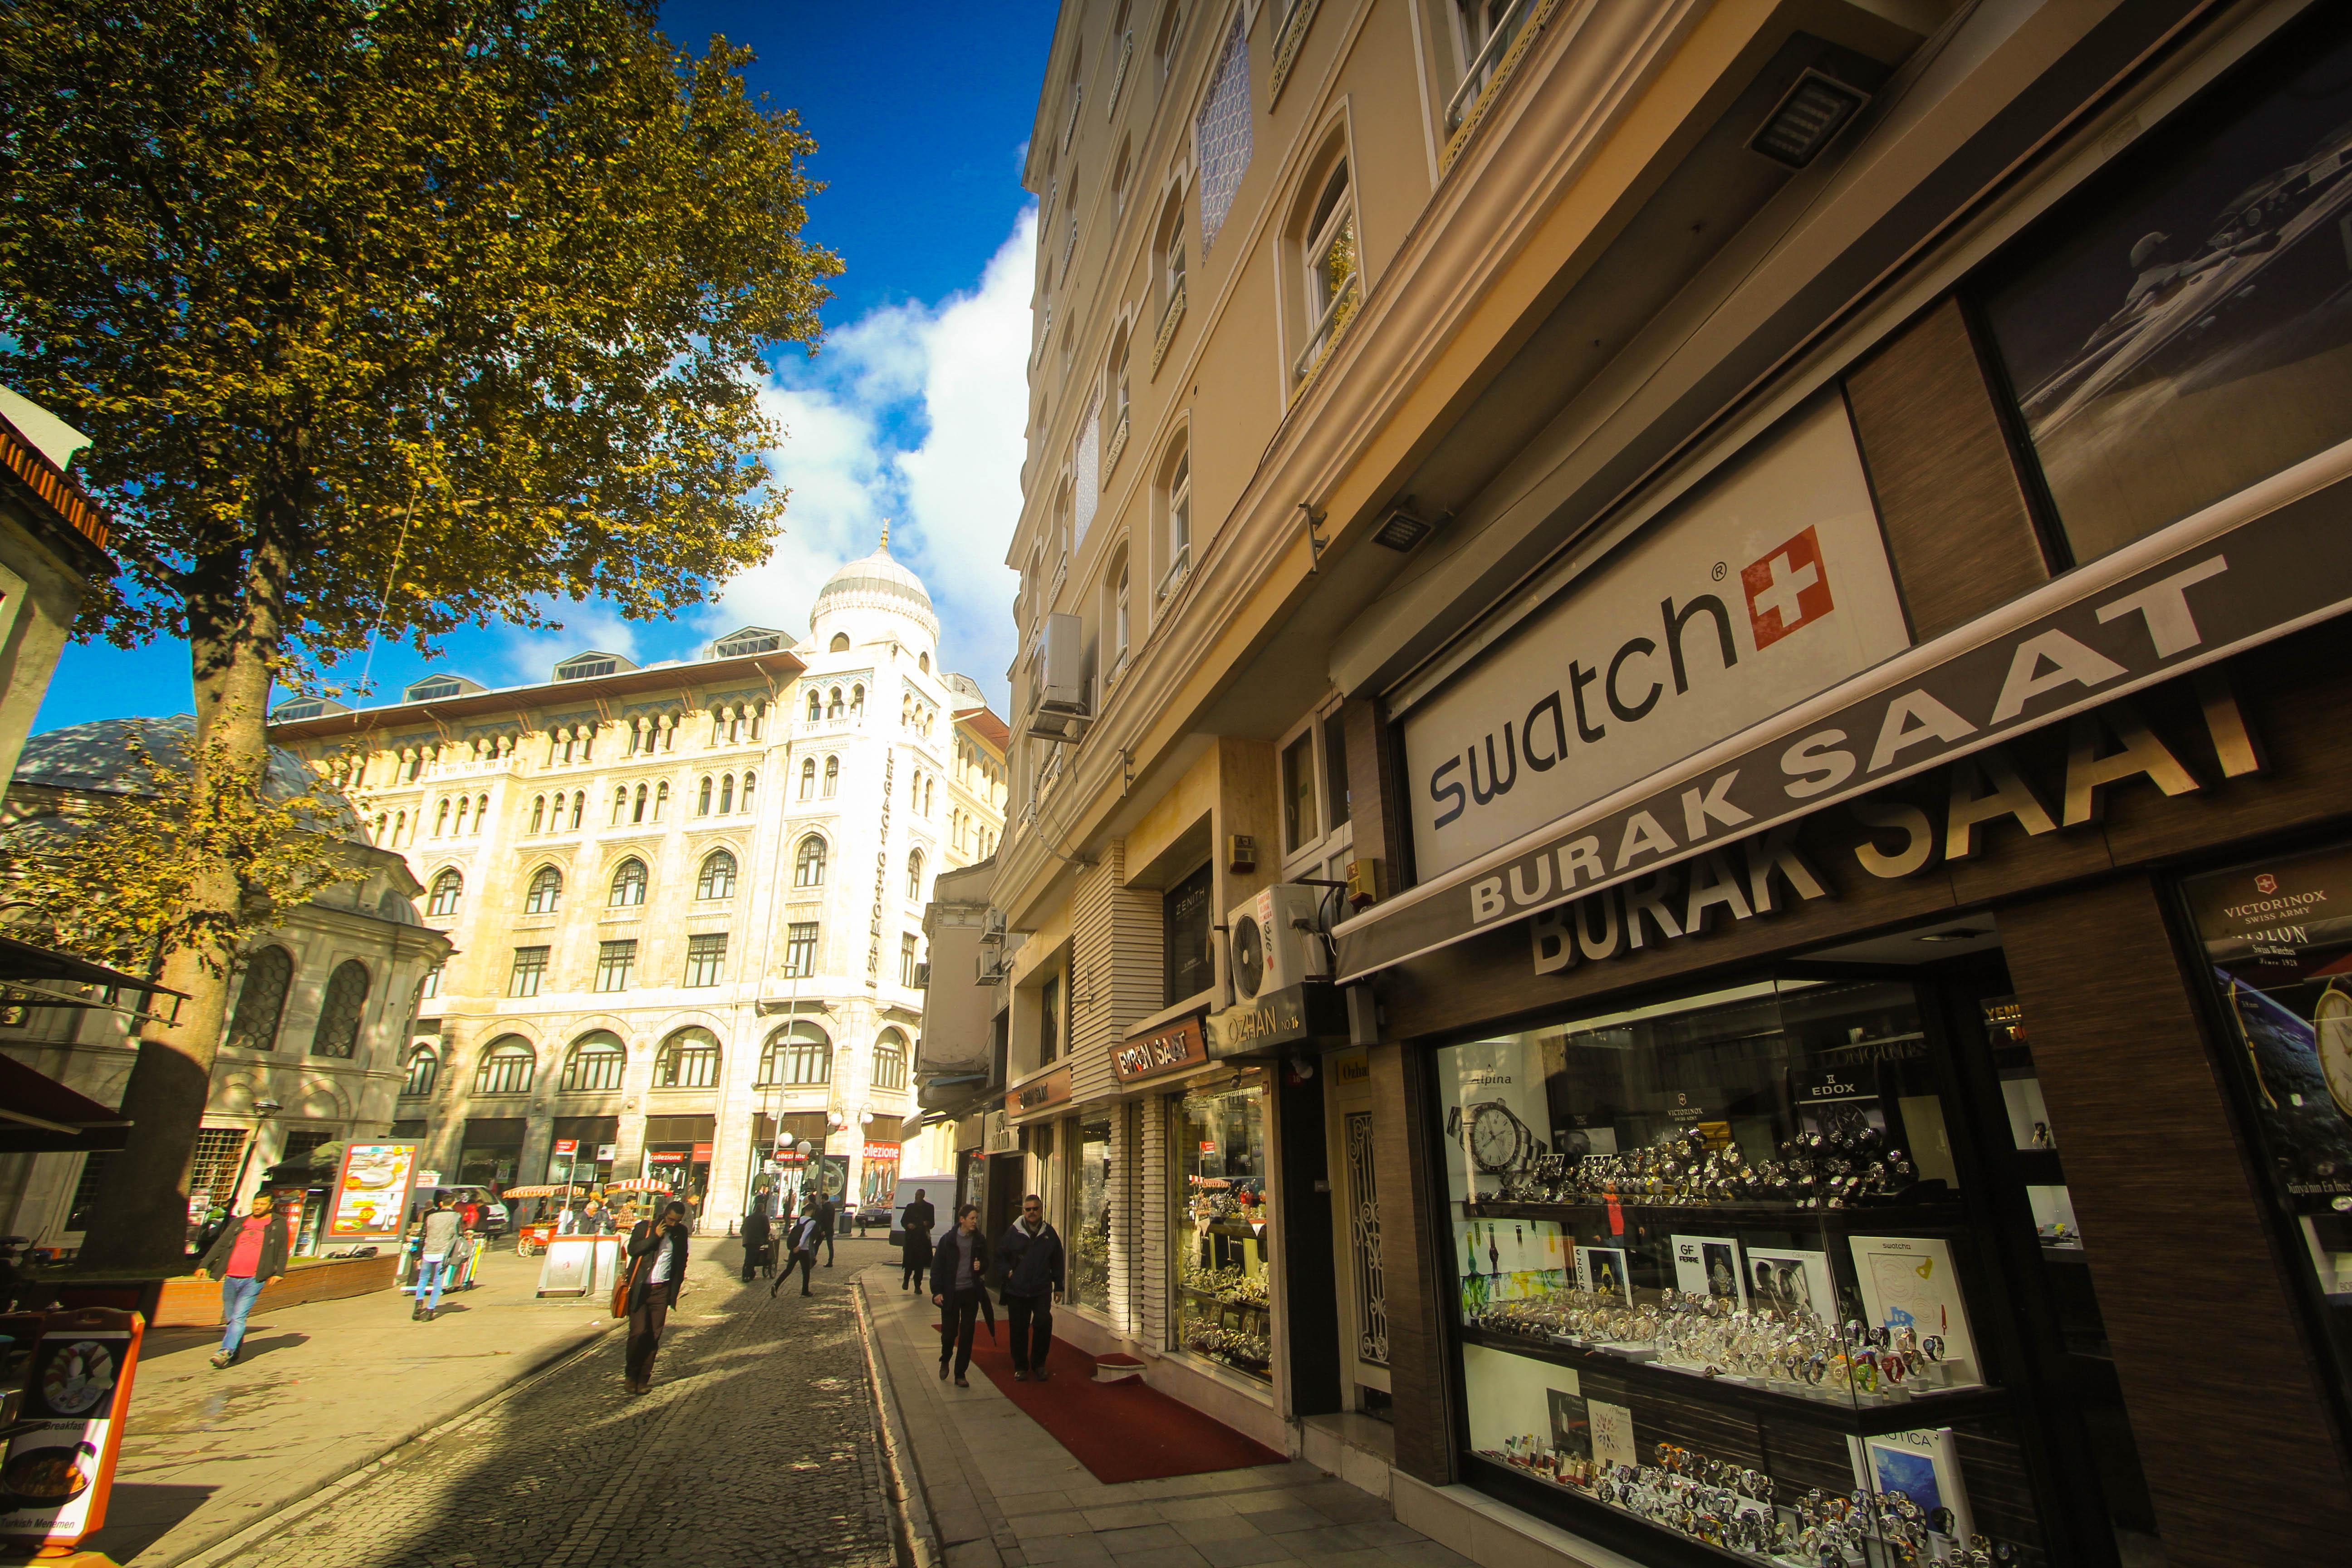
left=328, top=1142, right=419, bottom=1241
left=0, top=1308, right=143, bottom=1548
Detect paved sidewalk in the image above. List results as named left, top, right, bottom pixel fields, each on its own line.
left=858, top=1261, right=1472, bottom=1568
left=87, top=1243, right=617, bottom=1565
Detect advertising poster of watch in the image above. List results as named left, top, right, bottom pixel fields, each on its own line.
left=1670, top=1234, right=1747, bottom=1308
left=1575, top=1245, right=1632, bottom=1302
left=1744, top=1246, right=1833, bottom=1320
left=1848, top=1235, right=1979, bottom=1382
left=1847, top=1427, right=1971, bottom=1543
left=1443, top=1037, right=1551, bottom=1193
left=1587, top=1397, right=1638, bottom=1471
left=1546, top=1387, right=1592, bottom=1467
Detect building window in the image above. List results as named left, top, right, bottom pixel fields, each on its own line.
left=524, top=866, right=562, bottom=915
left=418, top=961, right=443, bottom=1001
left=657, top=1026, right=721, bottom=1088
left=403, top=1045, right=440, bottom=1098
left=425, top=869, right=462, bottom=916
left=529, top=795, right=545, bottom=833
left=1039, top=971, right=1062, bottom=1067
left=719, top=773, right=734, bottom=813
left=683, top=932, right=727, bottom=988
left=310, top=960, right=369, bottom=1058
left=764, top=1023, right=831, bottom=1085
left=475, top=1036, right=536, bottom=1096
left=1176, top=1072, right=1270, bottom=1380
left=185, top=1127, right=249, bottom=1215
left=559, top=1031, right=625, bottom=1093
left=1112, top=552, right=1131, bottom=669
left=794, top=836, right=828, bottom=887
left=697, top=775, right=713, bottom=815
left=653, top=779, right=669, bottom=820
left=873, top=1029, right=909, bottom=1090
left=1295, top=157, right=1358, bottom=380
left=434, top=799, right=451, bottom=837
left=1159, top=446, right=1191, bottom=601
left=851, top=684, right=865, bottom=716
left=1156, top=0, right=1184, bottom=81
left=1282, top=729, right=1318, bottom=853
left=697, top=849, right=737, bottom=900
left=906, top=848, right=925, bottom=902
left=226, top=945, right=294, bottom=1051
left=900, top=933, right=921, bottom=988
left=783, top=922, right=819, bottom=978
left=807, top=690, right=822, bottom=720
left=1165, top=860, right=1213, bottom=1002
left=509, top=946, right=550, bottom=998
left=828, top=686, right=844, bottom=719
left=740, top=769, right=757, bottom=814
left=823, top=755, right=840, bottom=797
left=632, top=783, right=649, bottom=823
left=1196, top=11, right=1252, bottom=251
left=594, top=939, right=637, bottom=992
left=569, top=791, right=585, bottom=830
left=799, top=758, right=816, bottom=799
left=830, top=632, right=851, bottom=653
left=609, top=858, right=648, bottom=907
left=611, top=787, right=627, bottom=826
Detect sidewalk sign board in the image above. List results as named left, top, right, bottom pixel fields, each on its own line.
left=326, top=1143, right=419, bottom=1243
left=0, top=1307, right=145, bottom=1551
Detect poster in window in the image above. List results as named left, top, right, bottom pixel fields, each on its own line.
left=1670, top=1234, right=1746, bottom=1309
left=1744, top=1246, right=1834, bottom=1322
left=1575, top=1245, right=1632, bottom=1303
left=1848, top=1427, right=1971, bottom=1542
left=1847, top=1235, right=1980, bottom=1383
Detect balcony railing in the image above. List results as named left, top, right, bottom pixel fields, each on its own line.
left=1443, top=0, right=1544, bottom=167
left=1269, top=0, right=1322, bottom=104
left=1060, top=84, right=1083, bottom=155
left=1156, top=545, right=1192, bottom=605
left=1103, top=411, right=1130, bottom=476
left=1291, top=270, right=1361, bottom=391
left=1105, top=31, right=1133, bottom=120
left=1151, top=281, right=1186, bottom=377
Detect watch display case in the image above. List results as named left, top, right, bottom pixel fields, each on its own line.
left=1176, top=1071, right=1272, bottom=1381
left=1436, top=978, right=2051, bottom=1567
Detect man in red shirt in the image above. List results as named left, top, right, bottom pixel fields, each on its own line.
left=197, top=1194, right=290, bottom=1368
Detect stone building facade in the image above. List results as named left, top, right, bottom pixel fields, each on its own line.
left=267, top=543, right=1007, bottom=1229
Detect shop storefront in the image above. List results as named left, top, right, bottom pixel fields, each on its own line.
left=642, top=1114, right=715, bottom=1212
left=1335, top=14, right=2352, bottom=1561
left=1173, top=1068, right=1273, bottom=1381
left=456, top=1117, right=525, bottom=1192
left=1068, top=1114, right=1113, bottom=1313
left=548, top=1117, right=616, bottom=1190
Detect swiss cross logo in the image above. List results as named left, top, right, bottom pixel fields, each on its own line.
left=2257, top=873, right=2280, bottom=895
left=1741, top=526, right=1835, bottom=649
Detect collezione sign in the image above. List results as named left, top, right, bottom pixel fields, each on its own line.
left=1339, top=438, right=2352, bottom=980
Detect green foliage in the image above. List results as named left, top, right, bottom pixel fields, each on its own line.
left=0, top=0, right=840, bottom=669
left=3, top=726, right=368, bottom=975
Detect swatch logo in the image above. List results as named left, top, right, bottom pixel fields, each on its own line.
left=1742, top=526, right=1834, bottom=648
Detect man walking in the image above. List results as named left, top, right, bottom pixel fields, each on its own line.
left=621, top=1200, right=691, bottom=1394
left=409, top=1191, right=467, bottom=1322
left=740, top=1203, right=773, bottom=1283
left=996, top=1193, right=1064, bottom=1382
left=899, top=1187, right=935, bottom=1292
left=772, top=1203, right=819, bottom=1297
left=197, top=1194, right=290, bottom=1368
left=814, top=1190, right=837, bottom=1267
left=929, top=1204, right=989, bottom=1388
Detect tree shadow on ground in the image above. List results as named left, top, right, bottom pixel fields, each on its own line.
left=82, top=1482, right=215, bottom=1561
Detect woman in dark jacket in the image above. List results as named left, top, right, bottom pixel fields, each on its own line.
left=622, top=1200, right=691, bottom=1394
left=929, top=1204, right=990, bottom=1387
left=899, top=1189, right=936, bottom=1292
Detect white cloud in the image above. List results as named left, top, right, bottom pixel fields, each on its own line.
left=709, top=206, right=1035, bottom=713
left=491, top=603, right=646, bottom=688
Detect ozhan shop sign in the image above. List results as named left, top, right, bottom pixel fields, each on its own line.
left=1337, top=436, right=2352, bottom=980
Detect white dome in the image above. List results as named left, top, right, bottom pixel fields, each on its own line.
left=811, top=539, right=940, bottom=646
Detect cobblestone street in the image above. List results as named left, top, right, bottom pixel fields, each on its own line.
left=204, top=1242, right=897, bottom=1568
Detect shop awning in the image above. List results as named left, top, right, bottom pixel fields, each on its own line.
left=0, top=932, right=186, bottom=1020
left=0, top=1052, right=132, bottom=1153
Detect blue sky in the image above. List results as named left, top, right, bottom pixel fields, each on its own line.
left=33, top=2, right=1054, bottom=732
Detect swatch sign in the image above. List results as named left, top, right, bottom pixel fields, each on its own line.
left=1401, top=398, right=1910, bottom=880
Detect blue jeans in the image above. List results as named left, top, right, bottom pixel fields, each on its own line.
left=219, top=1275, right=265, bottom=1359
left=413, top=1257, right=453, bottom=1312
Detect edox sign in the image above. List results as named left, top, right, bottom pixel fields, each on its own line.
left=1401, top=398, right=1911, bottom=879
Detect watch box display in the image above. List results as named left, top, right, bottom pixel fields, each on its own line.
left=1436, top=977, right=2047, bottom=1566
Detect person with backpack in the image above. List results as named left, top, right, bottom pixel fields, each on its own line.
left=771, top=1202, right=819, bottom=1297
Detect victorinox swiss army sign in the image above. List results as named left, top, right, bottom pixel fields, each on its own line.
left=1401, top=398, right=1911, bottom=881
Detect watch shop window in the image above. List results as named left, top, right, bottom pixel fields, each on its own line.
left=1276, top=701, right=1354, bottom=883
left=1175, top=1071, right=1270, bottom=1381
left=1976, top=6, right=2352, bottom=568
left=1164, top=859, right=1214, bottom=1004
left=1070, top=1116, right=1113, bottom=1313
left=1431, top=977, right=2070, bottom=1563
left=2186, top=838, right=2352, bottom=1414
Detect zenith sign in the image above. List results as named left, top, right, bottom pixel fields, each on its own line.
left=1742, top=525, right=1834, bottom=649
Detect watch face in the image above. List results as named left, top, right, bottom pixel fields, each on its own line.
left=1470, top=1103, right=1520, bottom=1172
left=2315, top=986, right=2352, bottom=1120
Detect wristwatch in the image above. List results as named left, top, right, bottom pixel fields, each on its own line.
left=1448, top=1100, right=1544, bottom=1173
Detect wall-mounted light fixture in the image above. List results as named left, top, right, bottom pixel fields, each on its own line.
left=1748, top=68, right=1870, bottom=169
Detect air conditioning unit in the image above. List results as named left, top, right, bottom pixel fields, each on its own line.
left=1024, top=612, right=1089, bottom=740
left=914, top=962, right=931, bottom=988
left=1226, top=884, right=1332, bottom=1003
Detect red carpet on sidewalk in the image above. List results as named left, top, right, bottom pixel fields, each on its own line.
left=934, top=1324, right=1285, bottom=1484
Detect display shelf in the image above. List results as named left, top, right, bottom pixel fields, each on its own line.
left=1458, top=1323, right=2006, bottom=1437
left=1180, top=1284, right=1269, bottom=1316
left=1460, top=1196, right=1969, bottom=1230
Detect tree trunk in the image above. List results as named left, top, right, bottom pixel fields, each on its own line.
left=76, top=468, right=296, bottom=1274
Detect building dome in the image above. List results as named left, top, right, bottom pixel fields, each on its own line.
left=811, top=539, right=940, bottom=643
left=15, top=715, right=321, bottom=802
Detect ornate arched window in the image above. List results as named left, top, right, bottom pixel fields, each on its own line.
left=740, top=770, right=757, bottom=813
left=829, top=632, right=850, bottom=653
left=611, top=787, right=628, bottom=826
left=827, top=686, right=844, bottom=719
left=906, top=849, right=924, bottom=901
left=226, top=945, right=294, bottom=1051
left=697, top=849, right=737, bottom=901
left=851, top=683, right=865, bottom=716
left=475, top=793, right=489, bottom=832
left=426, top=869, right=463, bottom=916
left=653, top=780, right=670, bottom=820
left=697, top=776, right=713, bottom=815
left=529, top=795, right=545, bottom=833
left=310, top=960, right=370, bottom=1058
left=632, top=783, right=649, bottom=823
left=807, top=690, right=822, bottom=720
left=475, top=1036, right=537, bottom=1095
left=434, top=799, right=451, bottom=836
left=657, top=1027, right=721, bottom=1089
left=569, top=791, right=585, bottom=829
left=823, top=756, right=839, bottom=798
left=609, top=857, right=648, bottom=907
left=760, top=1023, right=831, bottom=1085
left=402, top=1045, right=440, bottom=1098
left=873, top=1028, right=909, bottom=1090
left=524, top=866, right=562, bottom=915
left=559, top=1030, right=625, bottom=1093
left=919, top=652, right=931, bottom=673
left=794, top=835, right=828, bottom=887
left=719, top=773, right=734, bottom=814
left=799, top=758, right=816, bottom=799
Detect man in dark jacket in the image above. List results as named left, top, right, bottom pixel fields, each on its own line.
left=622, top=1201, right=691, bottom=1394
left=740, top=1205, right=773, bottom=1282
left=814, top=1191, right=837, bottom=1267
left=198, top=1195, right=291, bottom=1368
left=899, top=1189, right=936, bottom=1292
left=996, top=1193, right=1065, bottom=1382
left=929, top=1204, right=990, bottom=1387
